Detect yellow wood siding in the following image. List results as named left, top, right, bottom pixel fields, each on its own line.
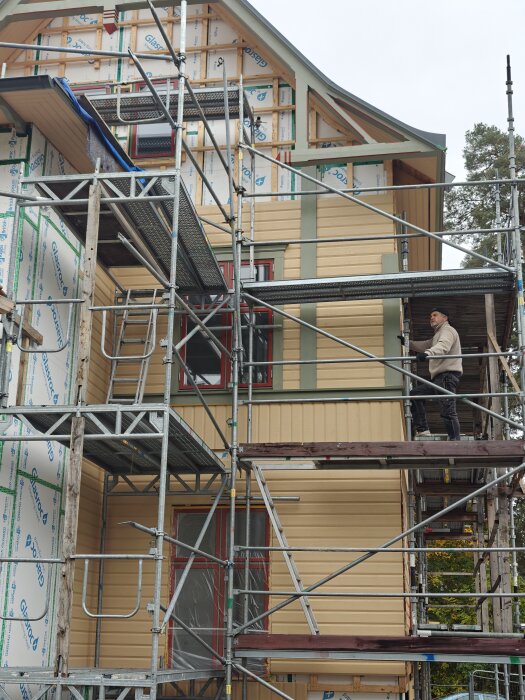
left=87, top=267, right=115, bottom=404
left=70, top=460, right=104, bottom=666
left=88, top=401, right=405, bottom=676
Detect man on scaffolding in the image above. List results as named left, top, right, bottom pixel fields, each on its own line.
left=408, top=307, right=462, bottom=440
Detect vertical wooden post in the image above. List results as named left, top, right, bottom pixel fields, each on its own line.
left=55, top=182, right=101, bottom=675
left=485, top=294, right=513, bottom=633
left=476, top=501, right=489, bottom=631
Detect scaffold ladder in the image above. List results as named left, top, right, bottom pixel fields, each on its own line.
left=252, top=463, right=320, bottom=634
left=106, top=289, right=158, bottom=404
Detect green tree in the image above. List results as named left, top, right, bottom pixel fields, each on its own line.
left=445, top=123, right=525, bottom=268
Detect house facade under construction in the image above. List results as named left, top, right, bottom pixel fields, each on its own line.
left=0, top=2, right=523, bottom=700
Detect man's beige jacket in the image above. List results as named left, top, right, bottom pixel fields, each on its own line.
left=409, top=321, right=462, bottom=379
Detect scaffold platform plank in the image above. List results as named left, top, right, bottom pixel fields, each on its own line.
left=243, top=268, right=515, bottom=304
left=0, top=667, right=223, bottom=687
left=33, top=174, right=227, bottom=293
left=5, top=405, right=225, bottom=476
left=234, top=634, right=525, bottom=664
left=239, top=440, right=525, bottom=470
left=85, top=86, right=253, bottom=125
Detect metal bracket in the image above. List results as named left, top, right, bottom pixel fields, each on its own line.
left=81, top=558, right=143, bottom=619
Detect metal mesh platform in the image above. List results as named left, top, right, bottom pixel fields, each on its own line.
left=85, top=86, right=253, bottom=125
left=16, top=406, right=225, bottom=476
left=243, top=268, right=515, bottom=305
left=34, top=175, right=226, bottom=293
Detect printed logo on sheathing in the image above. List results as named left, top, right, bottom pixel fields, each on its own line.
left=0, top=493, right=14, bottom=607
left=18, top=439, right=65, bottom=500
left=0, top=164, right=22, bottom=289
left=24, top=222, right=80, bottom=414
left=253, top=149, right=272, bottom=201
left=353, top=163, right=386, bottom=196
left=245, top=85, right=273, bottom=110
left=0, top=161, right=22, bottom=217
left=46, top=146, right=76, bottom=178
left=0, top=422, right=21, bottom=492
left=1, top=474, right=60, bottom=668
left=318, top=162, right=348, bottom=196
left=0, top=132, right=29, bottom=163
left=24, top=130, right=47, bottom=225
left=243, top=47, right=272, bottom=76
left=249, top=113, right=271, bottom=145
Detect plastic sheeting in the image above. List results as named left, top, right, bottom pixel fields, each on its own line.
left=169, top=510, right=268, bottom=674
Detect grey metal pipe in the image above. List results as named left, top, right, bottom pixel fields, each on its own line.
left=242, top=291, right=525, bottom=431
left=242, top=176, right=525, bottom=196
left=244, top=351, right=517, bottom=366
left=247, top=226, right=511, bottom=247
left=0, top=40, right=172, bottom=62
left=240, top=143, right=515, bottom=273
left=236, top=459, right=525, bottom=634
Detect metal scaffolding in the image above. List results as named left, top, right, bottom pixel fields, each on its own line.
left=0, top=5, right=524, bottom=700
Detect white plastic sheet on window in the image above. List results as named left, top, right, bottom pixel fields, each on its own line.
left=169, top=510, right=268, bottom=674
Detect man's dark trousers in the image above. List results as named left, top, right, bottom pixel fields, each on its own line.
left=410, top=371, right=462, bottom=440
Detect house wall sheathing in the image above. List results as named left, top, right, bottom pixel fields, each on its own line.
left=0, top=3, right=456, bottom=697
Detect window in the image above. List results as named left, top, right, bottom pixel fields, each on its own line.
left=130, top=80, right=177, bottom=159
left=169, top=508, right=269, bottom=670
left=179, top=260, right=273, bottom=389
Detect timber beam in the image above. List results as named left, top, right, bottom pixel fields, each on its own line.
left=234, top=633, right=525, bottom=664
left=239, top=441, right=525, bottom=471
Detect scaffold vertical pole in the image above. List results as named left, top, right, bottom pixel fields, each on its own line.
left=148, top=2, right=187, bottom=695
left=242, top=106, right=256, bottom=700
left=224, top=68, right=244, bottom=700
left=506, top=56, right=525, bottom=428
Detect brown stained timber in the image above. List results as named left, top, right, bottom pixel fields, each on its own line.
left=234, top=634, right=525, bottom=655
left=239, top=441, right=525, bottom=468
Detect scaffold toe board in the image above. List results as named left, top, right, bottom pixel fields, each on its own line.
left=7, top=405, right=225, bottom=475
left=239, top=440, right=525, bottom=470
left=234, top=634, right=525, bottom=664
left=32, top=173, right=227, bottom=293
left=84, top=86, right=253, bottom=125
left=243, top=268, right=515, bottom=304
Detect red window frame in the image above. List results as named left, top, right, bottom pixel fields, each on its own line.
left=168, top=507, right=270, bottom=668
left=130, top=79, right=178, bottom=159
left=179, top=260, right=273, bottom=390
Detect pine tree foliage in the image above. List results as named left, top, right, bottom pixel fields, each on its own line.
left=444, top=123, right=525, bottom=268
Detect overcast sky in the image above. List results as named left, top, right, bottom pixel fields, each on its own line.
left=248, top=0, right=525, bottom=267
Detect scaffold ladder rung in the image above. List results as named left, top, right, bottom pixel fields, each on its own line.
left=106, top=289, right=158, bottom=404
left=252, top=464, right=319, bottom=635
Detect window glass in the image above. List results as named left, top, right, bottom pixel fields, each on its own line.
left=134, top=121, right=173, bottom=158
left=175, top=512, right=217, bottom=557
left=181, top=316, right=227, bottom=388
left=180, top=260, right=273, bottom=389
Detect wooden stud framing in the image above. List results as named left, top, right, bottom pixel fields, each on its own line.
left=54, top=182, right=101, bottom=676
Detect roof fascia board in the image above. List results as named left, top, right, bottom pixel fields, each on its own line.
left=291, top=140, right=438, bottom=166
left=0, top=0, right=209, bottom=27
